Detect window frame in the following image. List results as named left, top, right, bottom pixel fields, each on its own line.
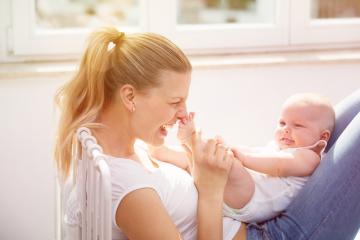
left=7, top=0, right=360, bottom=58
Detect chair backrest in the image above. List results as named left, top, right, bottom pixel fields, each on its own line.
left=76, top=127, right=112, bottom=240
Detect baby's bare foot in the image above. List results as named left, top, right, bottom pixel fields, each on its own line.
left=177, top=112, right=196, bottom=145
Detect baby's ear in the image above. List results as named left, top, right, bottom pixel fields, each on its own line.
left=320, top=130, right=331, bottom=141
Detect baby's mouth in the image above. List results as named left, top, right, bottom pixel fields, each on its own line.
left=280, top=138, right=294, bottom=145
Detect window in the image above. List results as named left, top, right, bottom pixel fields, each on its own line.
left=178, top=0, right=274, bottom=24
left=11, top=0, right=146, bottom=55
left=151, top=0, right=289, bottom=52
left=35, top=0, right=140, bottom=28
left=8, top=0, right=360, bottom=57
left=291, top=0, right=360, bottom=45
left=311, top=0, right=360, bottom=19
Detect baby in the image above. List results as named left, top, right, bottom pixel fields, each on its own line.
left=150, top=93, right=335, bottom=223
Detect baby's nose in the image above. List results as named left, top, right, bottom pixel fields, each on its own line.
left=283, top=126, right=290, bottom=133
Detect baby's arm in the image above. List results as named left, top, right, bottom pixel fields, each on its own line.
left=148, top=145, right=189, bottom=171
left=232, top=148, right=321, bottom=177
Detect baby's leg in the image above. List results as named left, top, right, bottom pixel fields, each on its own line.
left=224, top=158, right=255, bottom=209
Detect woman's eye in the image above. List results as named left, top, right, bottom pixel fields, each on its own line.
left=170, top=101, right=181, bottom=106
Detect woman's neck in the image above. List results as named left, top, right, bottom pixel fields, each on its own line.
left=95, top=128, right=136, bottom=159
left=95, top=105, right=136, bottom=159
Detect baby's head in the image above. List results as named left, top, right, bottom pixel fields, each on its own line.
left=275, top=93, right=335, bottom=150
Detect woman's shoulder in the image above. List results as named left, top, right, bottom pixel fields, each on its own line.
left=105, top=154, right=152, bottom=182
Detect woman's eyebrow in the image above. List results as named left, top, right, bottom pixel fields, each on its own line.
left=170, top=97, right=184, bottom=100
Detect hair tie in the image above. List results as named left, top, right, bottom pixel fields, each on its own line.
left=107, top=32, right=125, bottom=51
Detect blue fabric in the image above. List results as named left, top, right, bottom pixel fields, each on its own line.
left=247, top=90, right=360, bottom=240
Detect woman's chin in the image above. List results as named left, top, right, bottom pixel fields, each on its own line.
left=148, top=135, right=166, bottom=146
left=151, top=140, right=165, bottom=146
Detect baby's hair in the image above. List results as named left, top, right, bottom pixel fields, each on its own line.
left=283, top=93, right=335, bottom=133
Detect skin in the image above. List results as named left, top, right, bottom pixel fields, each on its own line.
left=227, top=102, right=332, bottom=209
left=229, top=102, right=333, bottom=238
left=275, top=103, right=331, bottom=150
left=95, top=70, right=190, bottom=158
left=94, top=70, right=236, bottom=239
left=150, top=100, right=333, bottom=239
left=95, top=70, right=190, bottom=239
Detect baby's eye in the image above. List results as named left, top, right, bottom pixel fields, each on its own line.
left=294, top=123, right=304, bottom=128
left=278, top=120, right=285, bottom=126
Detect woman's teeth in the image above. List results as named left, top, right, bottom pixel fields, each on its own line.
left=161, top=124, right=173, bottom=130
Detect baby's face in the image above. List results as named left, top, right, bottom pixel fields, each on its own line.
left=274, top=103, right=325, bottom=150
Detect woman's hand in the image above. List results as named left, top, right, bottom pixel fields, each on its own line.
left=191, top=131, right=234, bottom=197
left=190, top=132, right=234, bottom=240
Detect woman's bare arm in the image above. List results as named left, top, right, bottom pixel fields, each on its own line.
left=116, top=188, right=181, bottom=240
left=117, top=135, right=235, bottom=240
left=191, top=133, right=234, bottom=240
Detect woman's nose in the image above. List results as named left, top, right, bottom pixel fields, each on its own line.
left=177, top=105, right=188, bottom=120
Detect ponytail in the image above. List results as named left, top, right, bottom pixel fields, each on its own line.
left=55, top=27, right=122, bottom=179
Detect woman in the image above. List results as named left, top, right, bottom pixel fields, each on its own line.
left=55, top=26, right=360, bottom=239
left=55, top=27, right=238, bottom=239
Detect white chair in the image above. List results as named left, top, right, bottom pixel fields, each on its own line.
left=74, top=127, right=112, bottom=240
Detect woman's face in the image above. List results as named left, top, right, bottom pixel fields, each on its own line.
left=133, top=70, right=191, bottom=146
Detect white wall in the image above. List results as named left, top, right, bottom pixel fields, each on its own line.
left=0, top=61, right=359, bottom=240
left=0, top=75, right=67, bottom=240
left=166, top=62, right=360, bottom=147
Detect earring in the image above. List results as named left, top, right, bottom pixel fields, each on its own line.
left=131, top=102, right=136, bottom=112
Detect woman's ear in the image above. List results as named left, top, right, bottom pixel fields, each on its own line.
left=118, top=84, right=136, bottom=112
left=320, top=130, right=331, bottom=141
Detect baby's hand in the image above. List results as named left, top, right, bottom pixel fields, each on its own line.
left=230, top=147, right=247, bottom=163
left=177, top=112, right=196, bottom=145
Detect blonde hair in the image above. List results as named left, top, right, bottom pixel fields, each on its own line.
left=54, top=27, right=192, bottom=180
left=283, top=93, right=336, bottom=133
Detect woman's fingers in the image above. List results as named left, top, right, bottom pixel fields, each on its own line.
left=204, top=138, right=217, bottom=161
left=214, top=135, right=225, bottom=145
left=230, top=147, right=241, bottom=159
left=191, top=129, right=201, bottom=147
left=191, top=135, right=235, bottom=197
left=214, top=144, right=233, bottom=171
left=191, top=133, right=233, bottom=173
left=189, top=112, right=195, bottom=121
left=223, top=148, right=234, bottom=171
left=215, top=143, right=226, bottom=164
